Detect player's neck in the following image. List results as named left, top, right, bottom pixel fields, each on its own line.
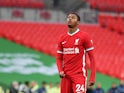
left=68, top=27, right=78, bottom=34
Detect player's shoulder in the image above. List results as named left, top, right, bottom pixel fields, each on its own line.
left=59, top=33, right=68, bottom=39
left=58, top=34, right=68, bottom=42
left=79, top=30, right=90, bottom=37
left=79, top=29, right=89, bottom=35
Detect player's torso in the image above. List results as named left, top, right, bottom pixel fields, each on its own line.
left=61, top=31, right=86, bottom=75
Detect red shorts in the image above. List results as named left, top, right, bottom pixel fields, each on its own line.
left=61, top=73, right=87, bottom=93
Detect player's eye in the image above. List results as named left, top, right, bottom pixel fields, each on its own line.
left=67, top=16, right=76, bottom=19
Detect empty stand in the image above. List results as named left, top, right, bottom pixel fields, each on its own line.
left=98, top=14, right=124, bottom=34
left=0, top=21, right=124, bottom=79
left=88, top=0, right=124, bottom=12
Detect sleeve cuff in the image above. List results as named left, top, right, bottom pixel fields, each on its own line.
left=57, top=50, right=63, bottom=54
left=86, top=47, right=94, bottom=51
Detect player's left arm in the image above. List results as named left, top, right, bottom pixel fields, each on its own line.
left=83, top=33, right=96, bottom=86
left=87, top=49, right=96, bottom=86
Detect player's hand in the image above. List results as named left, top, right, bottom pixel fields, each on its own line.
left=59, top=71, right=66, bottom=78
left=88, top=81, right=95, bottom=86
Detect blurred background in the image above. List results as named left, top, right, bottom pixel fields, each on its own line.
left=0, top=0, right=124, bottom=93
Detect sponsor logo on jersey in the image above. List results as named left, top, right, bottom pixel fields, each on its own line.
left=63, top=47, right=79, bottom=54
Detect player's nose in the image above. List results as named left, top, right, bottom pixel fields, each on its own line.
left=67, top=16, right=73, bottom=20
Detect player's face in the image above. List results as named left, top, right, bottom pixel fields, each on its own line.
left=67, top=14, right=79, bottom=28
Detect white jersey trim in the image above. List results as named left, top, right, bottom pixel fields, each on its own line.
left=82, top=50, right=86, bottom=77
left=68, top=28, right=79, bottom=36
left=82, top=50, right=87, bottom=93
left=57, top=50, right=63, bottom=54
left=86, top=47, right=94, bottom=51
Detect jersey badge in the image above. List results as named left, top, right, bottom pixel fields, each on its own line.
left=74, top=38, right=79, bottom=45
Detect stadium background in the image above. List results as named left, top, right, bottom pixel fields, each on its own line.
left=0, top=0, right=124, bottom=92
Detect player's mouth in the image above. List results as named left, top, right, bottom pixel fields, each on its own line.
left=68, top=24, right=73, bottom=28
left=67, top=20, right=74, bottom=28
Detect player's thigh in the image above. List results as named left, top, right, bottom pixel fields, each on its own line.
left=61, top=77, right=73, bottom=93
left=72, top=75, right=87, bottom=93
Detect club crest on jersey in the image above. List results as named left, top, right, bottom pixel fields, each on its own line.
left=74, top=38, right=79, bottom=45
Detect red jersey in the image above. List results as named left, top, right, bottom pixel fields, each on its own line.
left=56, top=28, right=95, bottom=82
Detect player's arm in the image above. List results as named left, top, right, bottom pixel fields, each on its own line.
left=87, top=49, right=96, bottom=86
left=56, top=36, right=65, bottom=78
left=83, top=33, right=96, bottom=86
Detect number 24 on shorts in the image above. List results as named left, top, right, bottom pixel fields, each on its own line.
left=76, top=84, right=85, bottom=92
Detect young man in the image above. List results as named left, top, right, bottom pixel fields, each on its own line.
left=56, top=12, right=96, bottom=93
left=117, top=80, right=124, bottom=93
left=93, top=83, right=104, bottom=93
left=107, top=82, right=118, bottom=93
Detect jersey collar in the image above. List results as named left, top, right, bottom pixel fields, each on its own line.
left=68, top=28, right=80, bottom=36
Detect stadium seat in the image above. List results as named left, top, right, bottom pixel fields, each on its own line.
left=98, top=14, right=124, bottom=35
left=88, top=0, right=124, bottom=12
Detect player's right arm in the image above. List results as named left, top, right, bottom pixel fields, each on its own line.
left=56, top=35, right=65, bottom=78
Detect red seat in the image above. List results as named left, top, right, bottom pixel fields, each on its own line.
left=87, top=0, right=124, bottom=12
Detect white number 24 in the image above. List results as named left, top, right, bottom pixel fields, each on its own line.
left=76, top=84, right=84, bottom=92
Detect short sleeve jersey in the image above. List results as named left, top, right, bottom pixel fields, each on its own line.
left=57, top=29, right=94, bottom=76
